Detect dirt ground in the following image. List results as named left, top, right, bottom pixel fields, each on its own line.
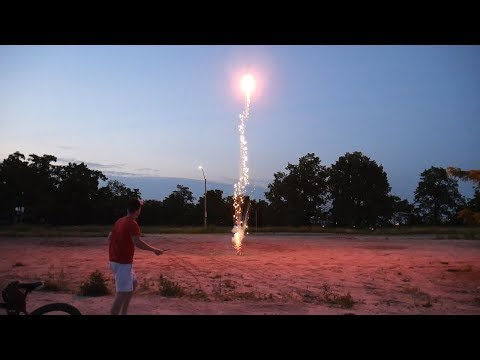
left=1, top=234, right=479, bottom=315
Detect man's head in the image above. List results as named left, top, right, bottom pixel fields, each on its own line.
left=127, top=198, right=144, bottom=218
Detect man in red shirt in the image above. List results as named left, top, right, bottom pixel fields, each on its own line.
left=108, top=198, right=163, bottom=315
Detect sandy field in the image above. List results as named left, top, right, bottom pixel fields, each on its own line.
left=1, top=234, right=479, bottom=315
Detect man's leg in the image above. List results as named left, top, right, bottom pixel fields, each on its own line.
left=111, top=292, right=129, bottom=315
left=120, top=278, right=137, bottom=315
left=110, top=263, right=136, bottom=315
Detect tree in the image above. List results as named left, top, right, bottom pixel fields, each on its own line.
left=0, top=152, right=30, bottom=223
left=197, top=189, right=228, bottom=226
left=447, top=167, right=480, bottom=224
left=1, top=151, right=143, bottom=225
left=27, top=154, right=58, bottom=223
left=162, top=185, right=196, bottom=225
left=248, top=199, right=271, bottom=229
left=264, top=172, right=289, bottom=225
left=265, top=153, right=328, bottom=226
left=328, top=151, right=392, bottom=227
left=414, top=167, right=463, bottom=225
left=95, top=180, right=142, bottom=224
left=140, top=199, right=164, bottom=225
left=390, top=196, right=416, bottom=225
left=54, top=162, right=107, bottom=224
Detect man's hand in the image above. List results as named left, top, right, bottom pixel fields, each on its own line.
left=153, top=249, right=163, bottom=256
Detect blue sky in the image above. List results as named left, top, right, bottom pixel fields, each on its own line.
left=1, top=45, right=479, bottom=201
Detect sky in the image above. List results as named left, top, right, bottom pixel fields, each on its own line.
left=0, top=45, right=479, bottom=201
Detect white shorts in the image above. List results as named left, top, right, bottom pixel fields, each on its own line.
left=109, top=261, right=137, bottom=292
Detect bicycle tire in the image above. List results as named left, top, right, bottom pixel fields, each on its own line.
left=30, top=302, right=82, bottom=315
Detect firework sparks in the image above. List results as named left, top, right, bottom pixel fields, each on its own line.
left=232, top=74, right=255, bottom=255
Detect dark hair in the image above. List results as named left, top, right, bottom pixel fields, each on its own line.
left=127, top=198, right=142, bottom=214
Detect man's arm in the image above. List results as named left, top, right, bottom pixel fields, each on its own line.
left=133, top=235, right=163, bottom=255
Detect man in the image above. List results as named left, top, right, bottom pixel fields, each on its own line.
left=108, top=198, right=163, bottom=315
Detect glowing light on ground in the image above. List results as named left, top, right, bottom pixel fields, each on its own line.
left=232, top=74, right=255, bottom=255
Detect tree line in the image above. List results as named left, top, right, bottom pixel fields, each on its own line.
left=1, top=151, right=478, bottom=227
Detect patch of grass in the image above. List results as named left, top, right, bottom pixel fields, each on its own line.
left=222, top=279, right=236, bottom=289
left=158, top=275, right=184, bottom=297
left=212, top=283, right=227, bottom=300
left=318, top=284, right=355, bottom=309
left=0, top=224, right=113, bottom=237
left=447, top=265, right=473, bottom=272
left=212, top=285, right=263, bottom=301
left=447, top=233, right=461, bottom=240
left=39, top=239, right=87, bottom=247
left=464, top=232, right=477, bottom=240
left=330, top=293, right=355, bottom=309
left=139, top=278, right=152, bottom=292
left=404, top=285, right=433, bottom=307
left=404, top=286, right=420, bottom=294
left=12, top=262, right=25, bottom=267
left=234, top=291, right=257, bottom=300
left=265, top=293, right=274, bottom=300
left=2, top=224, right=479, bottom=237
left=211, top=282, right=235, bottom=301
left=211, top=278, right=257, bottom=301
left=303, top=293, right=321, bottom=303
left=79, top=270, right=110, bottom=296
left=42, top=266, right=68, bottom=292
left=189, top=288, right=209, bottom=301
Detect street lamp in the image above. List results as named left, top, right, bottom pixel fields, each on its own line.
left=198, top=166, right=207, bottom=229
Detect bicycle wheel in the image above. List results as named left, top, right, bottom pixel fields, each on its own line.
left=30, top=303, right=82, bottom=315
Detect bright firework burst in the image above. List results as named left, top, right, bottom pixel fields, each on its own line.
left=232, top=74, right=255, bottom=255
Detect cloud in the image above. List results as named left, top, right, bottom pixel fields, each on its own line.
left=56, top=157, right=125, bottom=170
left=103, top=170, right=143, bottom=177
left=135, top=167, right=163, bottom=173
left=56, top=157, right=78, bottom=163
left=57, top=145, right=77, bottom=150
left=85, top=162, right=125, bottom=169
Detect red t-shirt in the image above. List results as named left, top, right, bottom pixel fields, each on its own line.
left=108, top=216, right=141, bottom=264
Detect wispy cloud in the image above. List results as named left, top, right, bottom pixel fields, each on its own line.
left=57, top=145, right=77, bottom=150
left=105, top=172, right=197, bottom=180
left=56, top=157, right=125, bottom=170
left=136, top=167, right=163, bottom=173
left=85, top=162, right=125, bottom=169
left=103, top=170, right=144, bottom=177
left=56, top=157, right=78, bottom=163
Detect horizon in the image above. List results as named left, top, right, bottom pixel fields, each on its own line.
left=4, top=151, right=475, bottom=203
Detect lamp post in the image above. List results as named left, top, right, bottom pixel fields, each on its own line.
left=198, top=166, right=207, bottom=229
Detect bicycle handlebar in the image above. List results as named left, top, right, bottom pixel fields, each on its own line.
left=16, top=282, right=44, bottom=292
left=2, top=281, right=43, bottom=315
